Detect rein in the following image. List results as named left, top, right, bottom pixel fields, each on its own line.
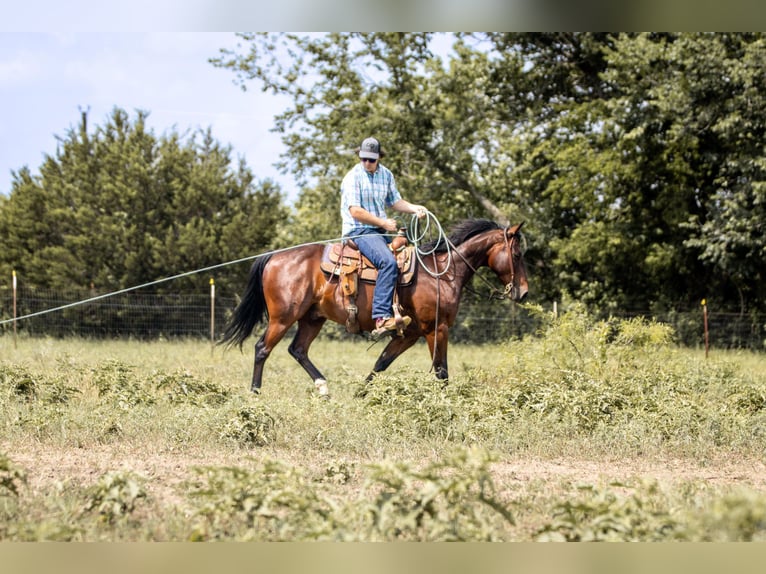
left=446, top=227, right=520, bottom=301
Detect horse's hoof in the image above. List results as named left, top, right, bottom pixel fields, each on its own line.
left=314, top=379, right=330, bottom=398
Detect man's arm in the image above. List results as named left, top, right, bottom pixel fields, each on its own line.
left=348, top=205, right=398, bottom=232
left=391, top=199, right=427, bottom=218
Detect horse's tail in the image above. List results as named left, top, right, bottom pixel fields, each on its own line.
left=219, top=254, right=273, bottom=350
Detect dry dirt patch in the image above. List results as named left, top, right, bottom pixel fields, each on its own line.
left=7, top=442, right=766, bottom=511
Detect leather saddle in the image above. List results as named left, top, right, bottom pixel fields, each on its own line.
left=319, top=236, right=416, bottom=286
left=319, top=235, right=416, bottom=334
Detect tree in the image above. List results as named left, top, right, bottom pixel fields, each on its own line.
left=0, top=107, right=288, bottom=296
left=211, top=32, right=766, bottom=315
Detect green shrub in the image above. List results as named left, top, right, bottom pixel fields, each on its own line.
left=83, top=471, right=146, bottom=524
left=0, top=363, right=39, bottom=401
left=92, top=360, right=155, bottom=409
left=695, top=491, right=766, bottom=541
left=188, top=459, right=339, bottom=541
left=219, top=404, right=276, bottom=447
left=0, top=453, right=27, bottom=497
left=354, top=372, right=478, bottom=441
left=535, top=482, right=682, bottom=541
left=187, top=447, right=514, bottom=542
left=358, top=447, right=514, bottom=541
left=154, top=370, right=231, bottom=406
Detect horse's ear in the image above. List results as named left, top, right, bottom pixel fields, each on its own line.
left=506, top=221, right=525, bottom=235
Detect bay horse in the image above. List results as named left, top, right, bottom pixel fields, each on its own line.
left=220, top=219, right=528, bottom=395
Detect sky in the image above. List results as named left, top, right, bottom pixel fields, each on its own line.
left=0, top=32, right=298, bottom=201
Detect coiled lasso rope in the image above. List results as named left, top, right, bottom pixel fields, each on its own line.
left=404, top=210, right=452, bottom=278
left=402, top=209, right=453, bottom=371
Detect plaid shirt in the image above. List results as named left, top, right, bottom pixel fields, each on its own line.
left=340, top=162, right=402, bottom=236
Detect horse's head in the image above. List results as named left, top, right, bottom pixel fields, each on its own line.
left=488, top=222, right=529, bottom=302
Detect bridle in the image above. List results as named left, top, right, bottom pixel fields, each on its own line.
left=450, top=226, right=522, bottom=300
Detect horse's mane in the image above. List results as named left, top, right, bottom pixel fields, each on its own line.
left=420, top=218, right=502, bottom=253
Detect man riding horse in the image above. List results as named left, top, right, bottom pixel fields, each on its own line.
left=340, top=137, right=428, bottom=336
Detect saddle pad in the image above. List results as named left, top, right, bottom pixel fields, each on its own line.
left=319, top=243, right=416, bottom=286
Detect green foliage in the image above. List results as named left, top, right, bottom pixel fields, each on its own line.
left=0, top=363, right=38, bottom=401
left=83, top=471, right=146, bottom=524
left=0, top=108, right=288, bottom=296
left=0, top=362, right=81, bottom=407
left=0, top=453, right=27, bottom=497
left=320, top=460, right=356, bottom=485
left=696, top=491, right=766, bottom=541
left=354, top=372, right=475, bottom=441
left=535, top=482, right=682, bottom=541
left=359, top=447, right=514, bottom=541
left=188, top=459, right=339, bottom=541
left=91, top=359, right=155, bottom=409
left=187, top=447, right=513, bottom=541
left=212, top=32, right=766, bottom=315
left=154, top=370, right=231, bottom=406
left=2, top=336, right=766, bottom=541
left=219, top=404, right=277, bottom=447
left=493, top=308, right=757, bottom=452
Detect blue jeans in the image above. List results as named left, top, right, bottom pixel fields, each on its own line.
left=345, top=228, right=398, bottom=320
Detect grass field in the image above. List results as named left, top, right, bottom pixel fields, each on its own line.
left=2, top=310, right=766, bottom=541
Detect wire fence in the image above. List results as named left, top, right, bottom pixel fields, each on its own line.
left=1, top=285, right=764, bottom=351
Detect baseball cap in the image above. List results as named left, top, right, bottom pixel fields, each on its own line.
left=359, top=137, right=381, bottom=160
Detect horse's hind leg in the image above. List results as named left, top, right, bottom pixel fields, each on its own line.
left=251, top=320, right=292, bottom=393
left=288, top=315, right=329, bottom=396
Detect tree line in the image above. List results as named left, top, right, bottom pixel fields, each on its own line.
left=1, top=33, right=764, bottom=324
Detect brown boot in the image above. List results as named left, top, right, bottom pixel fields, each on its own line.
left=372, top=315, right=412, bottom=336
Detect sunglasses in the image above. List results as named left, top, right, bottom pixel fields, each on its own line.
left=361, top=157, right=378, bottom=163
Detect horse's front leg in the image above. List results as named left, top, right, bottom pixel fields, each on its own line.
left=365, top=333, right=420, bottom=382
left=424, top=323, right=449, bottom=380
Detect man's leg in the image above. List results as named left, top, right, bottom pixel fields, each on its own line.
left=353, top=232, right=398, bottom=320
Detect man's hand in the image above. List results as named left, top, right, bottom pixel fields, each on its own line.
left=382, top=218, right=399, bottom=232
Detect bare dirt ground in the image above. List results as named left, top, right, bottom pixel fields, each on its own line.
left=8, top=442, right=766, bottom=508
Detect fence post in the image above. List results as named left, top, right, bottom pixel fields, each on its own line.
left=701, top=298, right=709, bottom=359
left=12, top=270, right=17, bottom=349
left=210, top=277, right=215, bottom=351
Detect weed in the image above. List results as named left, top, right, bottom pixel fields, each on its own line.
left=695, top=491, right=766, bottom=541
left=320, top=460, right=356, bottom=485
left=354, top=372, right=475, bottom=441
left=92, top=360, right=155, bottom=409
left=0, top=363, right=38, bottom=401
left=359, top=446, right=515, bottom=541
left=219, top=404, right=276, bottom=447
left=0, top=453, right=27, bottom=497
left=188, top=459, right=339, bottom=541
left=155, top=370, right=231, bottom=406
left=2, top=334, right=766, bottom=541
left=535, top=481, right=682, bottom=541
left=91, top=359, right=134, bottom=395
left=187, top=446, right=513, bottom=541
left=42, top=379, right=82, bottom=405
left=83, top=471, right=146, bottom=524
